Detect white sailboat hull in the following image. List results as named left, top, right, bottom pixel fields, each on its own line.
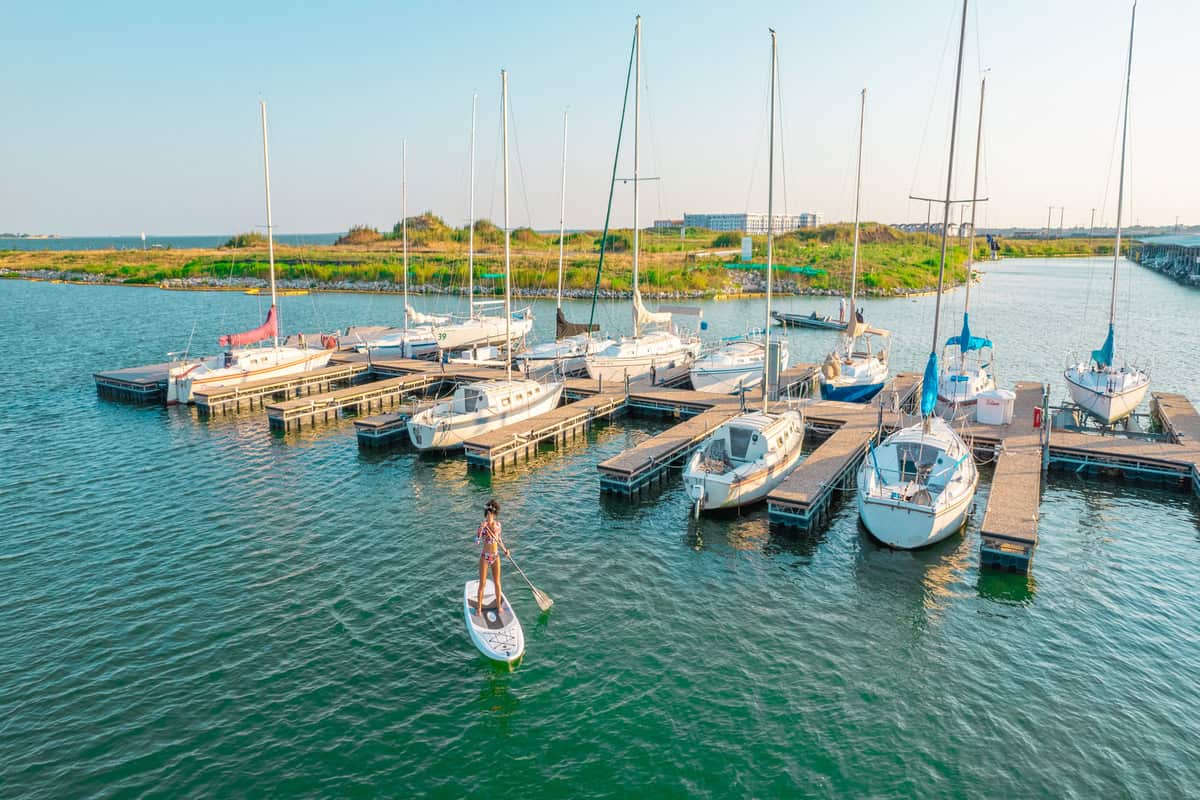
left=436, top=314, right=533, bottom=351
left=682, top=411, right=804, bottom=511
left=585, top=332, right=701, bottom=384
left=167, top=347, right=334, bottom=404
left=936, top=364, right=996, bottom=415
left=407, top=381, right=564, bottom=450
left=1064, top=365, right=1149, bottom=424
left=856, top=481, right=975, bottom=549
left=516, top=335, right=614, bottom=375
left=855, top=418, right=978, bottom=549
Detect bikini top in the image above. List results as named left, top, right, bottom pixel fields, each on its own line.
left=475, top=519, right=502, bottom=546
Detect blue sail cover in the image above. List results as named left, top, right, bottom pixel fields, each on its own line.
left=1092, top=324, right=1115, bottom=368
left=944, top=312, right=991, bottom=352
left=921, top=352, right=938, bottom=416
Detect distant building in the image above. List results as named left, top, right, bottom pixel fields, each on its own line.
left=653, top=219, right=684, bottom=229
left=682, top=211, right=824, bottom=234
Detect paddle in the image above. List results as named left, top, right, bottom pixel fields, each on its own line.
left=506, top=554, right=553, bottom=612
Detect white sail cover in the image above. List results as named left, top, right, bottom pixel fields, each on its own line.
left=406, top=303, right=452, bottom=326
left=633, top=289, right=672, bottom=328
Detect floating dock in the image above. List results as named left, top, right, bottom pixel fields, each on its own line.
left=464, top=392, right=627, bottom=470
left=766, top=374, right=923, bottom=530
left=266, top=371, right=445, bottom=432
left=93, top=345, right=1200, bottom=579
left=193, top=362, right=371, bottom=417
left=975, top=382, right=1046, bottom=572
left=93, top=362, right=172, bottom=402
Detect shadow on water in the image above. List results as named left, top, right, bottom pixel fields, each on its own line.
left=475, top=664, right=522, bottom=736
left=976, top=570, right=1038, bottom=605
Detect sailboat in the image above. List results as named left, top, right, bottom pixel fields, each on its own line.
left=353, top=140, right=438, bottom=358
left=167, top=102, right=333, bottom=404
left=516, top=110, right=612, bottom=374
left=682, top=29, right=804, bottom=513
left=937, top=76, right=996, bottom=415
left=360, top=99, right=533, bottom=358
left=856, top=0, right=979, bottom=549
left=407, top=70, right=564, bottom=451
left=819, top=89, right=891, bottom=403
left=585, top=16, right=701, bottom=384
left=1064, top=2, right=1149, bottom=425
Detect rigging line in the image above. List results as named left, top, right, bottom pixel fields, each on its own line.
left=488, top=116, right=501, bottom=228
left=641, top=54, right=666, bottom=221
left=908, top=6, right=959, bottom=197
left=743, top=55, right=771, bottom=217
left=505, top=87, right=537, bottom=232
left=774, top=43, right=789, bottom=216
left=587, top=22, right=637, bottom=333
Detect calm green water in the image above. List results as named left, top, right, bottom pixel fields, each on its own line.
left=2, top=259, right=1199, bottom=798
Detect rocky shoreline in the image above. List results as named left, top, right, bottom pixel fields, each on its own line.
left=2, top=268, right=951, bottom=299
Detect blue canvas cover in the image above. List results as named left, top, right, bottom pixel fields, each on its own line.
left=1091, top=324, right=1115, bottom=368
left=921, top=352, right=938, bottom=416
left=944, top=312, right=992, bottom=352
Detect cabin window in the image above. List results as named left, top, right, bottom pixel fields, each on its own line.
left=728, top=427, right=754, bottom=461
left=462, top=389, right=483, bottom=413
left=502, top=398, right=510, bottom=408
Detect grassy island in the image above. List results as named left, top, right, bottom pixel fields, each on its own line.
left=0, top=217, right=1119, bottom=299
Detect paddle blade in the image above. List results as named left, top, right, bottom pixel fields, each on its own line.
left=533, top=588, right=554, bottom=612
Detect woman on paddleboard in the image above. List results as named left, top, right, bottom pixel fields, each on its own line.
left=474, top=499, right=509, bottom=614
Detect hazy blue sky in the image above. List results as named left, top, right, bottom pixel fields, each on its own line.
left=2, top=1, right=1195, bottom=236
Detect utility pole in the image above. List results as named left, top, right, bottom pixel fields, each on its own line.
left=1046, top=205, right=1053, bottom=239
left=1089, top=208, right=1096, bottom=240
left=1059, top=206, right=1065, bottom=238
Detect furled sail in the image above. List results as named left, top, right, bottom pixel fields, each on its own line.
left=406, top=303, right=451, bottom=326
left=945, top=312, right=992, bottom=352
left=1091, top=323, right=1115, bottom=369
left=556, top=307, right=599, bottom=339
left=219, top=304, right=277, bottom=347
left=633, top=289, right=672, bottom=328
left=921, top=351, right=938, bottom=417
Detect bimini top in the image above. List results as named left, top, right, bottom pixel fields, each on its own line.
left=945, top=313, right=991, bottom=353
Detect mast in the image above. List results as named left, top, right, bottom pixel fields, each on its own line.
left=259, top=101, right=279, bottom=351
left=929, top=0, right=969, bottom=387
left=402, top=139, right=409, bottom=333
left=632, top=14, right=642, bottom=339
left=965, top=78, right=986, bottom=315
left=556, top=109, right=569, bottom=310
left=762, top=29, right=777, bottom=415
left=1110, top=1, right=1136, bottom=328
left=468, top=93, right=477, bottom=318
left=501, top=69, right=512, bottom=382
left=848, top=88, right=866, bottom=334
left=961, top=75, right=986, bottom=372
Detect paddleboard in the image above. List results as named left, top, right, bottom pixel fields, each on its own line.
left=464, top=579, right=525, bottom=663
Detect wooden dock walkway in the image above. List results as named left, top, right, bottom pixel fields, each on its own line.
left=598, top=405, right=746, bottom=496
left=766, top=373, right=922, bottom=530
left=93, top=362, right=171, bottom=402
left=464, top=392, right=627, bottom=470
left=353, top=401, right=436, bottom=448
left=193, top=362, right=370, bottom=417
left=266, top=372, right=443, bottom=432
left=976, top=382, right=1046, bottom=572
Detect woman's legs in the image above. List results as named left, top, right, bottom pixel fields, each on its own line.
left=476, top=555, right=489, bottom=611
left=490, top=557, right=502, bottom=607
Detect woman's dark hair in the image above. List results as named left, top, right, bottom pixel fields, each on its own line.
left=485, top=499, right=500, bottom=516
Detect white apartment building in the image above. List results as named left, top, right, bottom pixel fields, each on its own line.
left=682, top=211, right=824, bottom=233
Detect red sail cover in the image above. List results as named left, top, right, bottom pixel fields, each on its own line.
left=219, top=304, right=277, bottom=347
